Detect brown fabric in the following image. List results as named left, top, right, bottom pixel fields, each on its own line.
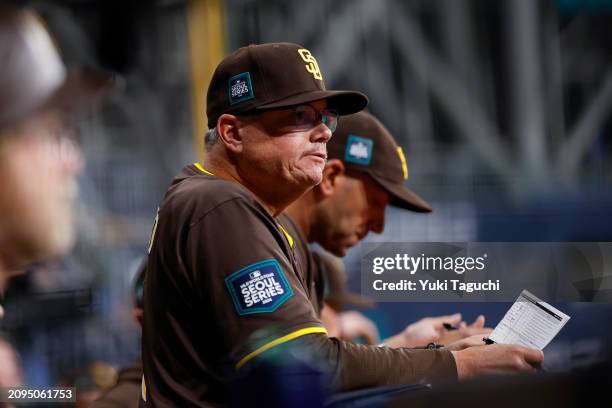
left=205, top=42, right=367, bottom=128
left=302, top=335, right=457, bottom=391
left=276, top=213, right=325, bottom=314
left=141, top=167, right=456, bottom=407
left=328, top=111, right=432, bottom=212
left=92, top=360, right=142, bottom=408
left=141, top=165, right=323, bottom=407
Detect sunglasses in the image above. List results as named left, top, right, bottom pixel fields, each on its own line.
left=289, top=104, right=339, bottom=133
left=242, top=104, right=339, bottom=133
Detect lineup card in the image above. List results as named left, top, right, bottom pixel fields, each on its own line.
left=489, top=290, right=570, bottom=350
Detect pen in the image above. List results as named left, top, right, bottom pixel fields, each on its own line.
left=443, top=322, right=458, bottom=331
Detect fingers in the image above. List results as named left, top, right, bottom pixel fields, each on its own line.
left=341, top=311, right=380, bottom=344
left=454, top=343, right=545, bottom=379
left=463, top=334, right=488, bottom=347
left=428, top=313, right=462, bottom=328
left=463, top=326, right=492, bottom=336
left=359, top=322, right=380, bottom=345
left=444, top=313, right=462, bottom=325
left=504, top=345, right=544, bottom=372
left=446, top=334, right=486, bottom=351
left=519, top=346, right=545, bottom=366
left=470, top=314, right=485, bottom=328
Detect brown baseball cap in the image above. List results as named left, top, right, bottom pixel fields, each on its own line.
left=327, top=111, right=432, bottom=212
left=206, top=42, right=368, bottom=128
left=0, top=7, right=114, bottom=129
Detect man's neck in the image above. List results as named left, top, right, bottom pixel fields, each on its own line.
left=285, top=192, right=316, bottom=242
left=201, top=156, right=298, bottom=217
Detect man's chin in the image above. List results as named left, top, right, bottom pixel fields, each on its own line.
left=308, top=168, right=324, bottom=185
left=38, top=222, right=76, bottom=259
left=294, top=172, right=323, bottom=190
left=294, top=162, right=324, bottom=185
left=329, top=244, right=348, bottom=258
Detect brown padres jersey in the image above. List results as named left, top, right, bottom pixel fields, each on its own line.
left=141, top=164, right=456, bottom=407
left=276, top=213, right=326, bottom=314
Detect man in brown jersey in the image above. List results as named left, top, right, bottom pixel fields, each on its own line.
left=142, top=42, right=543, bottom=407
left=282, top=111, right=491, bottom=348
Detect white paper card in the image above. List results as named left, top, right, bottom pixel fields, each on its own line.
left=489, top=290, right=570, bottom=350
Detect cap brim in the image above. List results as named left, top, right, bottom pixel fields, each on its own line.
left=374, top=176, right=432, bottom=213
left=2, top=68, right=115, bottom=128
left=44, top=67, right=115, bottom=113
left=256, top=89, right=368, bottom=115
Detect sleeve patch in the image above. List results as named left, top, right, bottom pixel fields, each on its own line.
left=224, top=259, right=293, bottom=316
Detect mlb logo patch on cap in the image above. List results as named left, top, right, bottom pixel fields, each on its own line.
left=345, top=135, right=374, bottom=165
left=225, top=259, right=293, bottom=316
left=228, top=72, right=254, bottom=105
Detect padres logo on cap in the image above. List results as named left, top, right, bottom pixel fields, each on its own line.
left=298, top=49, right=323, bottom=80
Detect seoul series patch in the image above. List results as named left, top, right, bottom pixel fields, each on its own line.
left=228, top=72, right=254, bottom=105
left=225, top=259, right=293, bottom=316
left=345, top=135, right=374, bottom=165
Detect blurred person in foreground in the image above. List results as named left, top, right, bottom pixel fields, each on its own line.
left=282, top=111, right=490, bottom=348
left=0, top=6, right=111, bottom=297
left=142, top=42, right=543, bottom=407
left=0, top=336, right=23, bottom=390
left=0, top=5, right=111, bottom=395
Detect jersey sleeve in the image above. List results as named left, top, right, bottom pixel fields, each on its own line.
left=185, top=197, right=325, bottom=369
left=185, top=197, right=457, bottom=389
left=304, top=335, right=457, bottom=390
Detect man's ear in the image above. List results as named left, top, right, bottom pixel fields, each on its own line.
left=317, top=159, right=345, bottom=198
left=217, top=114, right=243, bottom=153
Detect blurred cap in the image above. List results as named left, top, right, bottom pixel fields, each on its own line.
left=312, top=252, right=374, bottom=310
left=0, top=7, right=114, bottom=129
left=327, top=110, right=432, bottom=212
left=206, top=42, right=368, bottom=128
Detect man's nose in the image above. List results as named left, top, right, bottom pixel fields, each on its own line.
left=369, top=221, right=384, bottom=234
left=60, top=137, right=84, bottom=176
left=310, top=122, right=332, bottom=144
left=368, top=212, right=385, bottom=234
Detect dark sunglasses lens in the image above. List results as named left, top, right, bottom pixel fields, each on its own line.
left=293, top=105, right=317, bottom=126
left=322, top=110, right=338, bottom=132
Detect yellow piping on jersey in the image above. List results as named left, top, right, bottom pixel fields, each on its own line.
left=141, top=375, right=147, bottom=402
left=194, top=162, right=214, bottom=175
left=236, top=326, right=328, bottom=370
left=277, top=224, right=294, bottom=248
